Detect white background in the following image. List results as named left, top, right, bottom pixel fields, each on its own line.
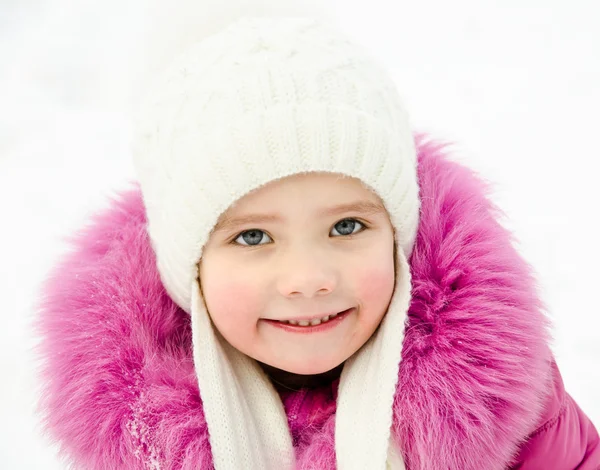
left=1, top=0, right=599, bottom=467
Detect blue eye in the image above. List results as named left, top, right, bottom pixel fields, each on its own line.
left=235, top=229, right=272, bottom=247
left=232, top=218, right=366, bottom=247
left=331, top=218, right=364, bottom=236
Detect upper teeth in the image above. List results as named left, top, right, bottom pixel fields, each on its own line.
left=283, top=312, right=339, bottom=326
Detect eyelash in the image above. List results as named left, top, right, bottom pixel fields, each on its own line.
left=229, top=218, right=369, bottom=248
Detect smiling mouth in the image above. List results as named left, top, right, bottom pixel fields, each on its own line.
left=279, top=312, right=341, bottom=327
left=268, top=307, right=354, bottom=328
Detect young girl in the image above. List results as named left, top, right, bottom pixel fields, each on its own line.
left=34, top=16, right=599, bottom=470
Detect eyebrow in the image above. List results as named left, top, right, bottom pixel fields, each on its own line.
left=213, top=200, right=386, bottom=233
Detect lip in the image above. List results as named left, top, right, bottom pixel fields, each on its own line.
left=263, top=307, right=354, bottom=334
left=275, top=309, right=351, bottom=323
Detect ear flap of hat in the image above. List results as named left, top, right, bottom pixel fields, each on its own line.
left=335, top=245, right=412, bottom=469
left=191, top=275, right=295, bottom=469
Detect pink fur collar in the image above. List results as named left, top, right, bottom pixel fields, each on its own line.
left=34, top=136, right=552, bottom=469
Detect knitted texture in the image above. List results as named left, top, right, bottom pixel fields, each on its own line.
left=131, top=16, right=419, bottom=314
left=131, top=16, right=420, bottom=470
left=191, top=282, right=296, bottom=469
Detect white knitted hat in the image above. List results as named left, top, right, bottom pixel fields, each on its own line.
left=132, top=16, right=418, bottom=470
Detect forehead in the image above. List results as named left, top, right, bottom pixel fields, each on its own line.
left=227, top=172, right=379, bottom=210
left=211, top=172, right=386, bottom=233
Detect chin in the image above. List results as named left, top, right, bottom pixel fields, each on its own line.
left=274, top=358, right=344, bottom=376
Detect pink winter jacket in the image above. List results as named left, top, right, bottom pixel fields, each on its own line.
left=277, top=358, right=600, bottom=469
left=34, top=136, right=599, bottom=469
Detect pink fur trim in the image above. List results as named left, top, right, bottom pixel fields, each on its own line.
left=33, top=135, right=552, bottom=469
left=392, top=135, right=552, bottom=469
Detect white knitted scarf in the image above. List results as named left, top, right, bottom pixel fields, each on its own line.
left=191, top=247, right=412, bottom=469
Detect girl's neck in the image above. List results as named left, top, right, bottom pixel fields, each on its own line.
left=258, top=361, right=344, bottom=392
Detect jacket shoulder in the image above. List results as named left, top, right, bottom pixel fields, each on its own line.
left=509, top=358, right=600, bottom=469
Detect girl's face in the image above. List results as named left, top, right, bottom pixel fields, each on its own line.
left=198, top=172, right=396, bottom=375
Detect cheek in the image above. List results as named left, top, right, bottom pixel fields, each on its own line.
left=355, top=254, right=396, bottom=314
left=200, top=262, right=265, bottom=347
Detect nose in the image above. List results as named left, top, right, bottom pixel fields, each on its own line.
left=276, top=246, right=338, bottom=298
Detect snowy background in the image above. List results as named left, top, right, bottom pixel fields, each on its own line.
left=1, top=0, right=599, bottom=467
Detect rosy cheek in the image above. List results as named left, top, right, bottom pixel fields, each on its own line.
left=356, top=264, right=395, bottom=310
left=204, top=278, right=262, bottom=331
